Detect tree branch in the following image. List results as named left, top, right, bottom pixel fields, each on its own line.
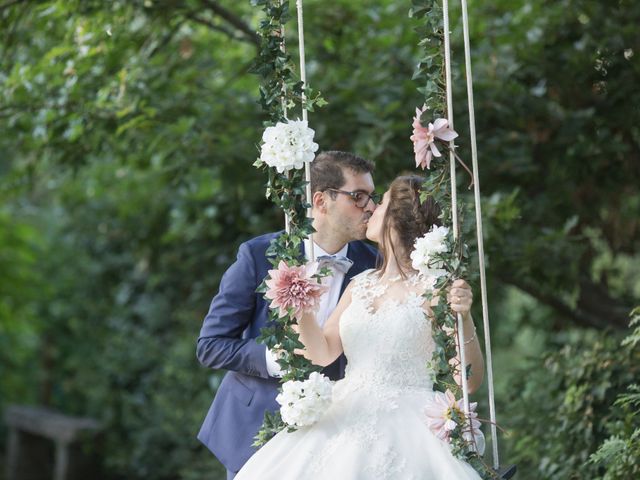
left=149, top=18, right=187, bottom=58
left=0, top=0, right=28, bottom=12
left=498, top=273, right=631, bottom=330
left=0, top=0, right=29, bottom=67
left=186, top=13, right=246, bottom=43
left=198, top=0, right=260, bottom=47
left=575, top=275, right=632, bottom=329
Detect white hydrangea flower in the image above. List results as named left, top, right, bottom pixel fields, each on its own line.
left=276, top=372, right=333, bottom=428
left=410, top=225, right=450, bottom=283
left=259, top=120, right=319, bottom=173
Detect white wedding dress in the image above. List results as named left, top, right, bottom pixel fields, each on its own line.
left=235, top=269, right=483, bottom=480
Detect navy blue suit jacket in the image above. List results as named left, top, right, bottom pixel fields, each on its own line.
left=196, top=232, right=378, bottom=472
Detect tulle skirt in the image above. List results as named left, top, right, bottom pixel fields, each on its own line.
left=235, top=383, right=482, bottom=480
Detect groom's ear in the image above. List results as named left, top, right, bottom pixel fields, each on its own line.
left=313, top=191, right=328, bottom=213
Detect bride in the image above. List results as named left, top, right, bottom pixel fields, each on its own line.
left=235, top=175, right=485, bottom=479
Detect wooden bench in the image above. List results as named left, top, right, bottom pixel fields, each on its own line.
left=4, top=405, right=102, bottom=480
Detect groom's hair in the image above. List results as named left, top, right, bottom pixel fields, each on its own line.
left=311, top=151, right=374, bottom=194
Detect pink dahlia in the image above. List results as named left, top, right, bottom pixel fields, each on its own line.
left=423, top=389, right=481, bottom=443
left=410, top=106, right=458, bottom=170
left=264, top=261, right=327, bottom=321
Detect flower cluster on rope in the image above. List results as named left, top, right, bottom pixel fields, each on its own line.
left=250, top=0, right=330, bottom=448
left=265, top=260, right=326, bottom=320
left=261, top=245, right=333, bottom=438
left=410, top=118, right=495, bottom=475
left=276, top=372, right=334, bottom=428
left=410, top=224, right=450, bottom=288
left=411, top=1, right=497, bottom=478
left=423, top=389, right=485, bottom=455
left=259, top=120, right=319, bottom=173
left=411, top=106, right=458, bottom=170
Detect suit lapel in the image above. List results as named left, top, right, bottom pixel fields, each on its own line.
left=340, top=242, right=362, bottom=296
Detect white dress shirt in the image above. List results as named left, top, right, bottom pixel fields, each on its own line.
left=265, top=241, right=348, bottom=377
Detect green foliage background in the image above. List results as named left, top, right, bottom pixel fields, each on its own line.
left=1, top=0, right=638, bottom=479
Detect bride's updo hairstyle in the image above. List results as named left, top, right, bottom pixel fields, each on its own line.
left=378, top=175, right=442, bottom=277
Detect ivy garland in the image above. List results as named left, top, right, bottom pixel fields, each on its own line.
left=250, top=1, right=498, bottom=478
left=249, top=0, right=327, bottom=446
left=411, top=1, right=497, bottom=478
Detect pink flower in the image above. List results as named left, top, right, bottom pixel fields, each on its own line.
left=410, top=106, right=458, bottom=170
left=423, top=389, right=481, bottom=443
left=264, top=261, right=327, bottom=321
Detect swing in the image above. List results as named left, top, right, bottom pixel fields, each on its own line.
left=273, top=1, right=517, bottom=478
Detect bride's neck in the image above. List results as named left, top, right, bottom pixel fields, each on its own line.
left=379, top=252, right=415, bottom=280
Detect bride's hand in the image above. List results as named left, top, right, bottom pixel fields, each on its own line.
left=290, top=324, right=306, bottom=356
left=447, top=279, right=473, bottom=316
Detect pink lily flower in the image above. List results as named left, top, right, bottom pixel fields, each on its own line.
left=410, top=106, right=458, bottom=170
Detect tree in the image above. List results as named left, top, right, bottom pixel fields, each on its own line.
left=1, top=0, right=638, bottom=478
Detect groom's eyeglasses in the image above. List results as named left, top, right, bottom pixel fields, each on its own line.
left=324, top=189, right=381, bottom=208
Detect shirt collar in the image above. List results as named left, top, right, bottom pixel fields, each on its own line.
left=305, top=239, right=348, bottom=260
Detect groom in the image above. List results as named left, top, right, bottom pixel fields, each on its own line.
left=196, top=151, right=379, bottom=479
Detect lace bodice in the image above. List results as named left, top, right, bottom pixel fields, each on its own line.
left=338, top=269, right=436, bottom=393
left=305, top=269, right=440, bottom=477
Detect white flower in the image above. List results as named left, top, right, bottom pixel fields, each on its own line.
left=259, top=120, right=319, bottom=173
left=410, top=225, right=450, bottom=282
left=276, top=372, right=333, bottom=428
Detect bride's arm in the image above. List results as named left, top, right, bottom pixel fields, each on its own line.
left=431, top=279, right=484, bottom=393
left=296, top=283, right=352, bottom=367
left=453, top=311, right=484, bottom=393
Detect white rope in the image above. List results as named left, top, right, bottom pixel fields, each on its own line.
left=296, top=0, right=308, bottom=124
left=460, top=0, right=499, bottom=469
left=278, top=1, right=290, bottom=234
left=442, top=0, right=471, bottom=421
left=279, top=0, right=288, bottom=121
left=296, top=0, right=314, bottom=261
left=443, top=3, right=458, bottom=238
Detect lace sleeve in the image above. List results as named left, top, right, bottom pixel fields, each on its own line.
left=349, top=268, right=376, bottom=298
left=349, top=269, right=392, bottom=314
